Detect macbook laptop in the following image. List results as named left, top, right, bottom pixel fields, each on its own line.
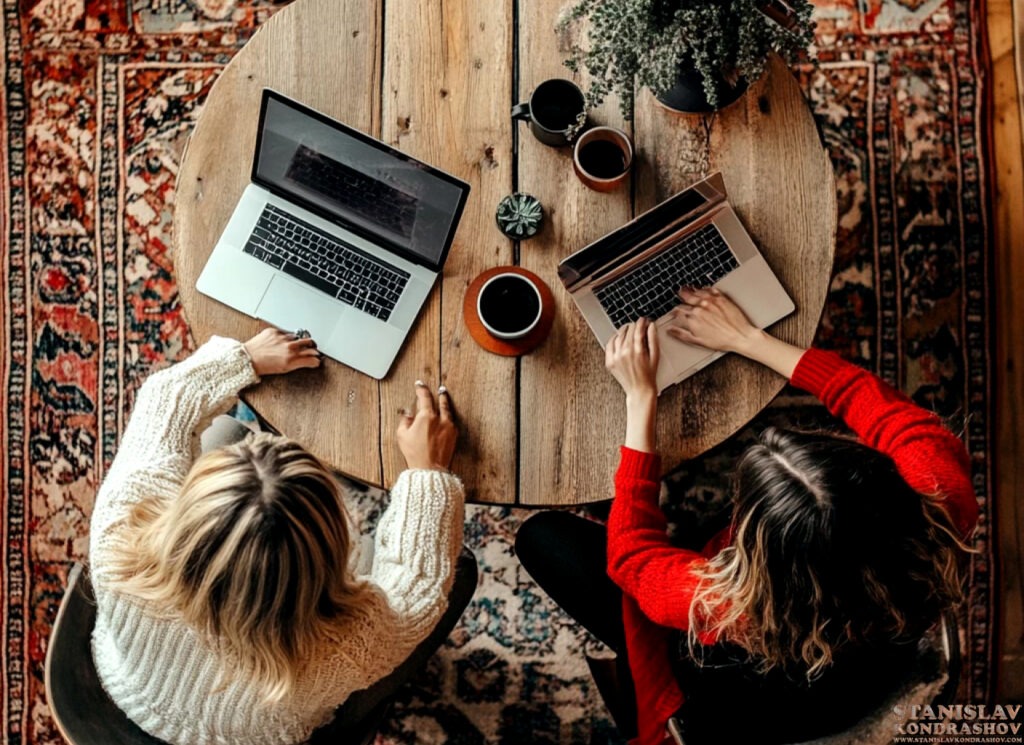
left=196, top=89, right=470, bottom=379
left=558, top=172, right=794, bottom=392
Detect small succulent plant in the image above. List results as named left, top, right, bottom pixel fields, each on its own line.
left=558, top=0, right=815, bottom=117
left=496, top=193, right=544, bottom=238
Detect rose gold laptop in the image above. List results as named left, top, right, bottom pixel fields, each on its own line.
left=558, top=172, right=794, bottom=392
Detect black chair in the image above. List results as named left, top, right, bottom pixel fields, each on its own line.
left=44, top=563, right=389, bottom=745
left=44, top=563, right=167, bottom=745
left=587, top=610, right=962, bottom=745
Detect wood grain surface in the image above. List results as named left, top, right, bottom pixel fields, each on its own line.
left=516, top=0, right=634, bottom=505
left=990, top=0, right=1024, bottom=704
left=173, top=0, right=384, bottom=485
left=378, top=0, right=516, bottom=500
left=633, top=56, right=836, bottom=470
left=172, top=1, right=836, bottom=505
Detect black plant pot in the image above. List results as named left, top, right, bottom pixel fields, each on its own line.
left=654, top=58, right=748, bottom=113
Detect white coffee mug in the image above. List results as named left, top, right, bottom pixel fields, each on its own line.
left=476, top=273, right=543, bottom=340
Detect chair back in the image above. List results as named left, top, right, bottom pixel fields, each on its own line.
left=665, top=610, right=962, bottom=745
left=46, top=553, right=476, bottom=745
left=44, top=563, right=168, bottom=745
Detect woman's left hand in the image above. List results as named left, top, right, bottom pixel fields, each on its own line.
left=396, top=382, right=458, bottom=471
left=243, top=328, right=322, bottom=376
left=604, top=317, right=660, bottom=400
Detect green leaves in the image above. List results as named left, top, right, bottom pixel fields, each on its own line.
left=558, top=0, right=815, bottom=117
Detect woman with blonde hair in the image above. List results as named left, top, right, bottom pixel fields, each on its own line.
left=516, top=288, right=978, bottom=745
left=89, top=329, right=475, bottom=745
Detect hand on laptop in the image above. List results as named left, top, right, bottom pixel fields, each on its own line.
left=605, top=317, right=659, bottom=453
left=244, top=328, right=322, bottom=376
left=605, top=317, right=660, bottom=399
left=666, top=287, right=761, bottom=353
left=396, top=381, right=458, bottom=471
left=667, top=287, right=806, bottom=379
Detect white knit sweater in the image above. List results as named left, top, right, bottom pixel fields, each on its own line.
left=88, top=336, right=465, bottom=745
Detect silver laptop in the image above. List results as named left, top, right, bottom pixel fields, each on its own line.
left=196, top=89, right=470, bottom=379
left=558, top=172, right=794, bottom=392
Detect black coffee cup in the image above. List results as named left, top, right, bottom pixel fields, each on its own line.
left=512, top=79, right=587, bottom=147
left=477, top=273, right=543, bottom=339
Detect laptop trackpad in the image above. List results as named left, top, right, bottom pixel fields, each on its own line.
left=655, top=320, right=714, bottom=392
left=255, top=274, right=341, bottom=342
left=325, top=312, right=405, bottom=379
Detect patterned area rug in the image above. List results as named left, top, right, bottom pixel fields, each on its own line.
left=1, top=1, right=993, bottom=743
left=331, top=474, right=621, bottom=745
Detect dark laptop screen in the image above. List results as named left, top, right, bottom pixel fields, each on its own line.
left=253, top=92, right=469, bottom=269
left=558, top=186, right=711, bottom=286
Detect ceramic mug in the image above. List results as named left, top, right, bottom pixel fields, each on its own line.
left=512, top=79, right=587, bottom=147
left=572, top=126, right=633, bottom=191
left=477, top=273, right=543, bottom=339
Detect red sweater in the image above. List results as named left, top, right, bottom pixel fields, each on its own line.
left=606, top=349, right=979, bottom=745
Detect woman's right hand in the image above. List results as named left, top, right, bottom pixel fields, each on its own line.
left=667, top=287, right=806, bottom=379
left=396, top=381, right=458, bottom=471
left=665, top=287, right=761, bottom=353
left=243, top=328, right=321, bottom=376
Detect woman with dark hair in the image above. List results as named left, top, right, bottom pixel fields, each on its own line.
left=516, top=287, right=978, bottom=745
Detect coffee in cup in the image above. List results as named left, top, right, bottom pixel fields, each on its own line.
left=476, top=273, right=543, bottom=339
left=572, top=126, right=633, bottom=191
left=512, top=79, right=587, bottom=147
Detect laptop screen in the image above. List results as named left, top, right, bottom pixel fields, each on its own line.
left=558, top=186, right=712, bottom=286
left=252, top=91, right=470, bottom=269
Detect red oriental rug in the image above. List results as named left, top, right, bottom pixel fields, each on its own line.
left=1, top=1, right=995, bottom=743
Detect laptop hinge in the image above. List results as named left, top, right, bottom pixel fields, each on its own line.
left=561, top=203, right=725, bottom=292
left=559, top=175, right=727, bottom=292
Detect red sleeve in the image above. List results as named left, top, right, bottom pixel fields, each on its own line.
left=791, top=349, right=979, bottom=538
left=606, top=447, right=706, bottom=630
left=622, top=596, right=685, bottom=745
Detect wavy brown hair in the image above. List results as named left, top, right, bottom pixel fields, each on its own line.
left=104, top=433, right=373, bottom=701
left=688, top=428, right=972, bottom=679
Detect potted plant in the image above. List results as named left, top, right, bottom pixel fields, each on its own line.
left=558, top=0, right=815, bottom=116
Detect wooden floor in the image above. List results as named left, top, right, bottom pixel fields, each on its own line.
left=990, top=0, right=1024, bottom=704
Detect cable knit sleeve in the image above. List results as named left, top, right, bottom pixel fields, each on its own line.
left=368, top=468, right=465, bottom=640
left=90, top=337, right=259, bottom=572
left=791, top=348, right=979, bottom=538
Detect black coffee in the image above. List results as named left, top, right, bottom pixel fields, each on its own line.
left=479, top=275, right=541, bottom=334
left=536, top=103, right=577, bottom=130
left=531, top=80, right=585, bottom=132
left=578, top=140, right=627, bottom=179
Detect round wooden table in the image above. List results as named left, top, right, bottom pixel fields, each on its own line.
left=173, top=0, right=836, bottom=505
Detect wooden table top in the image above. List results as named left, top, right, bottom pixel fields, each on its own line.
left=173, top=0, right=836, bottom=506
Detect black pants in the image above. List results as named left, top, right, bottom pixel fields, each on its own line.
left=514, top=511, right=637, bottom=737
left=515, top=511, right=625, bottom=651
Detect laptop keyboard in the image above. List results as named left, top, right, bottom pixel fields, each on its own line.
left=284, top=145, right=418, bottom=239
left=594, top=223, right=738, bottom=327
left=242, top=204, right=410, bottom=322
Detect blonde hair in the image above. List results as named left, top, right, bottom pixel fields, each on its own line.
left=688, top=428, right=971, bottom=679
left=105, top=433, right=372, bottom=701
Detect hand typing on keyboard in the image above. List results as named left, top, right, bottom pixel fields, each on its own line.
left=665, top=287, right=758, bottom=353
left=664, top=287, right=803, bottom=379
left=603, top=316, right=659, bottom=453
left=594, top=224, right=738, bottom=327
